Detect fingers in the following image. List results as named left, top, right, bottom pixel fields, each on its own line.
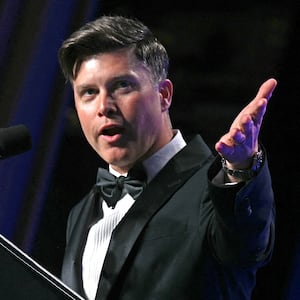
left=240, top=78, right=277, bottom=127
left=215, top=78, right=277, bottom=164
left=215, top=124, right=256, bottom=164
left=215, top=125, right=248, bottom=155
left=251, top=98, right=267, bottom=126
left=232, top=129, right=246, bottom=145
left=255, top=78, right=277, bottom=101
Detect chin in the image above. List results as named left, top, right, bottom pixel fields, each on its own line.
left=105, top=154, right=131, bottom=168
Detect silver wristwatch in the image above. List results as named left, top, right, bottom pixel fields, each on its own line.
left=221, top=149, right=264, bottom=181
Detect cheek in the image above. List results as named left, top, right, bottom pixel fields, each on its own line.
left=76, top=100, right=95, bottom=123
left=139, top=99, right=162, bottom=127
left=76, top=109, right=88, bottom=127
left=127, top=103, right=154, bottom=130
left=76, top=107, right=95, bottom=138
left=132, top=109, right=161, bottom=145
left=135, top=91, right=161, bottom=116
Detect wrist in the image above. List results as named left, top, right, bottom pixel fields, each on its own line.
left=221, top=148, right=264, bottom=181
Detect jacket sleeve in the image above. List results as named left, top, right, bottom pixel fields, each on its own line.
left=206, top=150, right=275, bottom=267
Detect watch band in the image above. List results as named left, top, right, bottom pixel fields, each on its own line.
left=221, top=149, right=264, bottom=181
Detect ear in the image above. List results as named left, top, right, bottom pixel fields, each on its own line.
left=159, top=79, right=173, bottom=112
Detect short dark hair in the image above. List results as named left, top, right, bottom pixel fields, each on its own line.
left=58, top=15, right=169, bottom=83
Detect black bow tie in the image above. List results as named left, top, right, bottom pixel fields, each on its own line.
left=95, top=166, right=147, bottom=208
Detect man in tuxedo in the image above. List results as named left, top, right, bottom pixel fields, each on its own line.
left=58, top=15, right=276, bottom=300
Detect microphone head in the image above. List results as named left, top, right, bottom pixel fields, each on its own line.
left=0, top=125, right=32, bottom=159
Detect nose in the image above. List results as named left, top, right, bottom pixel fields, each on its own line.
left=97, top=94, right=117, bottom=117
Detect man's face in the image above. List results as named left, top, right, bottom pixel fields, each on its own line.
left=72, top=49, right=173, bottom=173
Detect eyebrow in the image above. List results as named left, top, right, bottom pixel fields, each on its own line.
left=74, top=84, right=96, bottom=94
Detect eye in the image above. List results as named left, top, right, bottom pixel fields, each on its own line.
left=111, top=79, right=136, bottom=95
left=77, top=87, right=99, bottom=102
left=83, top=88, right=97, bottom=96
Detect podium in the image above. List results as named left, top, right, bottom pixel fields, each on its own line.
left=0, top=234, right=84, bottom=299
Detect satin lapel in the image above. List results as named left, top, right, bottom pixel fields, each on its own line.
left=96, top=135, right=214, bottom=299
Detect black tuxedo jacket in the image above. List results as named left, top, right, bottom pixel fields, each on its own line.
left=61, top=135, right=275, bottom=300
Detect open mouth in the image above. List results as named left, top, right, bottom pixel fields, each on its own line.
left=101, top=125, right=124, bottom=136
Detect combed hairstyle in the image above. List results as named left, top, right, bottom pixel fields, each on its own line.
left=58, top=15, right=169, bottom=84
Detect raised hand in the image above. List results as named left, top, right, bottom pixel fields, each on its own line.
left=215, top=78, right=277, bottom=170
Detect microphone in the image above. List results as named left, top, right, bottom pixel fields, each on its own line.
left=0, top=125, right=32, bottom=159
